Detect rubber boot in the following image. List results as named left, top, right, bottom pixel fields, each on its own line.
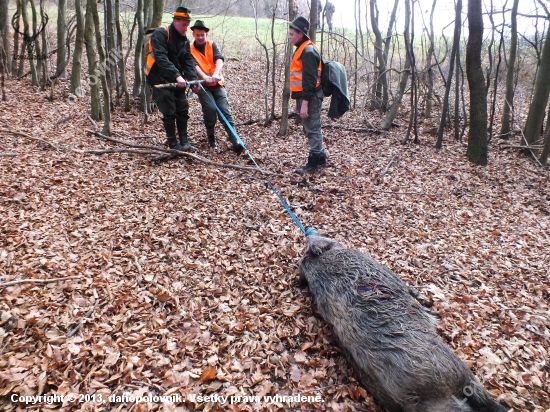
left=167, top=136, right=184, bottom=151
left=295, top=153, right=321, bottom=174
left=208, top=134, right=219, bottom=151
left=178, top=133, right=198, bottom=153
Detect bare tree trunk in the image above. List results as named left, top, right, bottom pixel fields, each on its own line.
left=70, top=0, right=85, bottom=95
left=0, top=0, right=10, bottom=79
left=454, top=38, right=460, bottom=141
left=309, top=0, right=318, bottom=42
left=466, top=0, right=488, bottom=165
left=85, top=0, right=101, bottom=120
left=381, top=0, right=410, bottom=130
left=369, top=0, right=388, bottom=111
left=91, top=0, right=112, bottom=135
left=20, top=0, right=39, bottom=86
left=435, top=0, right=461, bottom=149
left=151, top=0, right=165, bottom=29
left=115, top=0, right=130, bottom=111
left=500, top=0, right=519, bottom=138
left=425, top=0, right=437, bottom=118
left=56, top=0, right=67, bottom=78
left=277, top=0, right=293, bottom=136
left=269, top=1, right=278, bottom=122
left=12, top=0, right=21, bottom=74
left=133, top=0, right=144, bottom=97
left=522, top=21, right=550, bottom=146
left=251, top=0, right=270, bottom=126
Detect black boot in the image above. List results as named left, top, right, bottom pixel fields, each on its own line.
left=295, top=153, right=321, bottom=174
left=208, top=134, right=219, bottom=151
left=227, top=132, right=244, bottom=154
left=178, top=133, right=198, bottom=152
left=167, top=136, right=184, bottom=151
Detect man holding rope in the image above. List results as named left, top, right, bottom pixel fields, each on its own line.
left=190, top=20, right=243, bottom=154
left=145, top=6, right=200, bottom=152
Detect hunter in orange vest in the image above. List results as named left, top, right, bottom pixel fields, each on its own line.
left=190, top=20, right=243, bottom=153
left=145, top=6, right=200, bottom=152
left=289, top=16, right=327, bottom=174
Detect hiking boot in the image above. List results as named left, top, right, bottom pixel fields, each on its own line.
left=232, top=142, right=245, bottom=154
left=167, top=137, right=185, bottom=151
left=179, top=134, right=198, bottom=153
left=295, top=153, right=323, bottom=174
left=208, top=135, right=220, bottom=151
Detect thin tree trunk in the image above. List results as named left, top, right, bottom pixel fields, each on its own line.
left=85, top=0, right=101, bottom=121
left=454, top=38, right=460, bottom=141
left=21, top=0, right=39, bottom=85
left=381, top=0, right=411, bottom=131
left=56, top=0, right=67, bottom=78
left=309, top=0, right=318, bottom=43
left=70, top=0, right=85, bottom=95
left=115, top=0, right=130, bottom=111
left=466, top=0, right=488, bottom=165
left=425, top=0, right=437, bottom=118
left=133, top=0, right=144, bottom=97
left=500, top=0, right=519, bottom=138
left=269, top=2, right=278, bottom=122
left=277, top=0, right=293, bottom=136
left=435, top=0, right=461, bottom=149
left=0, top=0, right=10, bottom=77
left=91, top=0, right=112, bottom=135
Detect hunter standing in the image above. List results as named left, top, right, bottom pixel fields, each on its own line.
left=190, top=20, right=243, bottom=153
left=288, top=16, right=327, bottom=174
left=145, top=6, right=199, bottom=152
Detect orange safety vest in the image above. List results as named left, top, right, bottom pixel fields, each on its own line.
left=190, top=40, right=225, bottom=86
left=144, top=25, right=170, bottom=76
left=290, top=40, right=321, bottom=92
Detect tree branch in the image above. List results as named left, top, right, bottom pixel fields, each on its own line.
left=0, top=275, right=83, bottom=289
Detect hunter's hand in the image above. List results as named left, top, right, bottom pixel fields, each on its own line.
left=176, top=76, right=187, bottom=88
left=205, top=76, right=218, bottom=85
left=300, top=100, right=309, bottom=119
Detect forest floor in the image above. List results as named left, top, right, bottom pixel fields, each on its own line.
left=1, top=59, right=549, bottom=412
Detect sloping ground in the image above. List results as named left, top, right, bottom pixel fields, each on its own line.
left=1, top=60, right=549, bottom=412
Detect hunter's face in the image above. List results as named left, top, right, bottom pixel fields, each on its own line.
left=193, top=29, right=208, bottom=45
left=173, top=18, right=190, bottom=35
left=288, top=28, right=304, bottom=46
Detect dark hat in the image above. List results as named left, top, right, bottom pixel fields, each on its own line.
left=173, top=6, right=191, bottom=20
left=190, top=20, right=210, bottom=32
left=289, top=16, right=310, bottom=38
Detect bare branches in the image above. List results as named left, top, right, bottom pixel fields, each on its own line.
left=0, top=275, right=83, bottom=289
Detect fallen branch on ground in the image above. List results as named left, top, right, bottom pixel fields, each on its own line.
left=0, top=275, right=83, bottom=289
left=5, top=129, right=64, bottom=151
left=88, top=130, right=282, bottom=176
left=0, top=153, right=17, bottom=157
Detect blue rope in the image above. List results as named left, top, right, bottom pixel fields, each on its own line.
left=198, top=83, right=317, bottom=237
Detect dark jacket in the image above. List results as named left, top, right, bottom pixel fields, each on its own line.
left=146, top=24, right=198, bottom=86
left=291, top=38, right=322, bottom=101
left=325, top=61, right=350, bottom=119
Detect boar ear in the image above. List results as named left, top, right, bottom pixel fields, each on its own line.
left=307, top=237, right=337, bottom=256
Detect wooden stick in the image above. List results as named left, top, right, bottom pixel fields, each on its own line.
left=0, top=275, right=83, bottom=289
left=89, top=130, right=280, bottom=175
left=0, top=153, right=17, bottom=157
left=67, top=307, right=94, bottom=338
left=5, top=130, right=64, bottom=151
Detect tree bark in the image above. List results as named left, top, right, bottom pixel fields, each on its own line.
left=85, top=0, right=101, bottom=120
left=56, top=0, right=67, bottom=78
left=522, top=24, right=550, bottom=146
left=70, top=0, right=85, bottom=95
left=435, top=0, right=461, bottom=149
left=466, top=0, right=488, bottom=166
left=380, top=0, right=411, bottom=130
left=500, top=0, right=519, bottom=138
left=133, top=0, right=144, bottom=97
left=0, top=0, right=10, bottom=78
left=277, top=0, right=293, bottom=136
left=115, top=0, right=130, bottom=111
left=151, top=0, right=165, bottom=29
left=309, top=0, right=318, bottom=42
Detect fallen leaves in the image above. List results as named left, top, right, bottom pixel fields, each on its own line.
left=0, top=61, right=549, bottom=412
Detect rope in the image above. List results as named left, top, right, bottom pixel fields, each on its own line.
left=198, top=83, right=317, bottom=237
